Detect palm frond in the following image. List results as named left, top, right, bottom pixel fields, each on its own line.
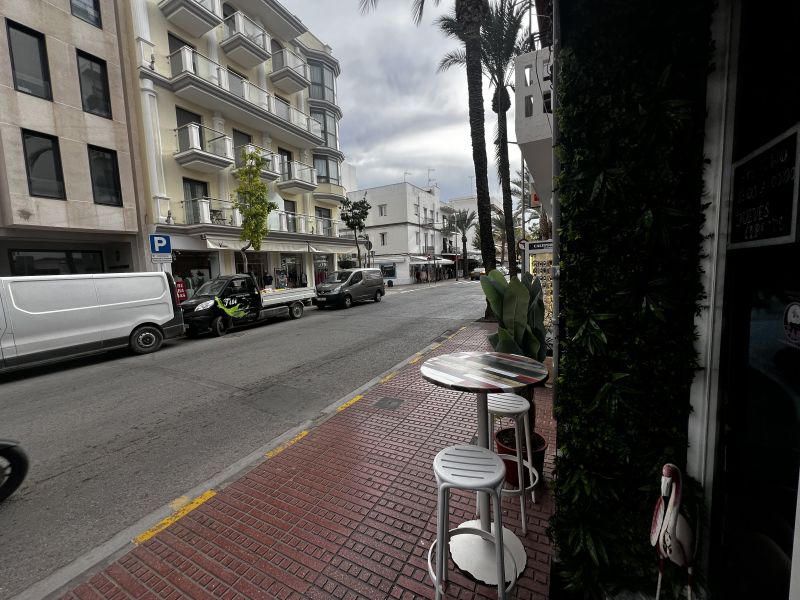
left=435, top=14, right=463, bottom=40
left=437, top=49, right=467, bottom=73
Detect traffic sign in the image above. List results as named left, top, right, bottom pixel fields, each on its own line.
left=151, top=255, right=173, bottom=263
left=518, top=239, right=528, bottom=250
left=149, top=234, right=171, bottom=254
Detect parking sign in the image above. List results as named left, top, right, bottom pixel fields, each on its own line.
left=149, top=234, right=171, bottom=254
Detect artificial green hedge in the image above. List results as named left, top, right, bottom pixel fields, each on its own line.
left=550, top=0, right=713, bottom=596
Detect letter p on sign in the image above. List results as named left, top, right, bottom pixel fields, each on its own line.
left=149, top=234, right=171, bottom=254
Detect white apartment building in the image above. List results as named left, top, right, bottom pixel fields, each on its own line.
left=126, top=0, right=352, bottom=289
left=0, top=0, right=146, bottom=276
left=514, top=46, right=553, bottom=217
left=350, top=182, right=456, bottom=285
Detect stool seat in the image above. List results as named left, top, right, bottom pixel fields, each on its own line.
left=487, top=393, right=530, bottom=416
left=433, top=445, right=506, bottom=489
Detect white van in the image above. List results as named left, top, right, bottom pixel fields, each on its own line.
left=0, top=272, right=184, bottom=373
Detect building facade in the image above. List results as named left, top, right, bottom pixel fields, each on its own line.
left=0, top=0, right=147, bottom=277
left=124, top=0, right=351, bottom=291
left=350, top=182, right=455, bottom=285
left=442, top=194, right=502, bottom=266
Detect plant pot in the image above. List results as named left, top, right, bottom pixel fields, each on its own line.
left=495, top=427, right=547, bottom=488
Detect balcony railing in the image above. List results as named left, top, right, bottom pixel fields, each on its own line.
left=277, top=159, right=317, bottom=185
left=175, top=123, right=232, bottom=158
left=168, top=47, right=322, bottom=138
left=233, top=143, right=277, bottom=175
left=271, top=210, right=341, bottom=237
left=181, top=197, right=239, bottom=226
left=270, top=48, right=309, bottom=79
left=223, top=12, right=269, bottom=51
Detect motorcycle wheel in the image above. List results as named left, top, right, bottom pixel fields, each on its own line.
left=0, top=446, right=29, bottom=502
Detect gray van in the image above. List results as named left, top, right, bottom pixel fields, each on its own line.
left=315, top=268, right=385, bottom=308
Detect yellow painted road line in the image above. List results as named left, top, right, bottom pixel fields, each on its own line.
left=265, top=430, right=309, bottom=457
left=408, top=353, right=424, bottom=364
left=429, top=342, right=441, bottom=351
left=379, top=372, right=397, bottom=383
left=134, top=490, right=216, bottom=544
left=336, top=394, right=363, bottom=412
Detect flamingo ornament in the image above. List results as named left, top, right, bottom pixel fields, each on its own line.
left=649, top=463, right=694, bottom=600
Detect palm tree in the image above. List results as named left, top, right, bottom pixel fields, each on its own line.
left=360, top=0, right=497, bottom=275
left=438, top=0, right=526, bottom=278
left=447, top=209, right=477, bottom=278
left=491, top=206, right=507, bottom=266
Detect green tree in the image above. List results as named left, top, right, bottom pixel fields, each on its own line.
left=232, top=149, right=277, bottom=273
left=438, top=0, right=526, bottom=277
left=360, top=0, right=496, bottom=275
left=443, top=209, right=477, bottom=278
left=340, top=192, right=371, bottom=267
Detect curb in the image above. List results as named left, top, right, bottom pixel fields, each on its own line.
left=13, top=322, right=473, bottom=600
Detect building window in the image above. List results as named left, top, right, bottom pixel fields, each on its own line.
left=543, top=90, right=553, bottom=114
left=10, top=249, right=104, bottom=276
left=414, top=204, right=419, bottom=216
left=21, top=130, right=65, bottom=199
left=524, top=95, right=534, bottom=118
left=415, top=232, right=420, bottom=244
left=7, top=21, right=51, bottom=100
left=313, top=155, right=340, bottom=185
left=380, top=232, right=387, bottom=246
left=378, top=204, right=387, bottom=216
left=524, top=65, right=533, bottom=86
left=311, top=109, right=339, bottom=149
left=88, top=146, right=122, bottom=206
left=77, top=51, right=111, bottom=118
left=71, top=0, right=101, bottom=28
left=310, top=62, right=336, bottom=103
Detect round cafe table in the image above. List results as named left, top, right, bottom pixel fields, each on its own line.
left=420, top=351, right=548, bottom=587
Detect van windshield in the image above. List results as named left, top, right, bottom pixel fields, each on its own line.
left=194, top=280, right=228, bottom=297
left=324, top=271, right=351, bottom=283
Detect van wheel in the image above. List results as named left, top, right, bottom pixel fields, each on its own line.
left=374, top=290, right=382, bottom=302
left=342, top=295, right=353, bottom=309
left=211, top=316, right=227, bottom=337
left=289, top=302, right=304, bottom=319
left=130, top=325, right=164, bottom=354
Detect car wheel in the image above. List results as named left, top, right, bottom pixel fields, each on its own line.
left=289, top=302, right=304, bottom=319
left=130, top=325, right=164, bottom=354
left=211, top=316, right=227, bottom=337
left=374, top=290, right=382, bottom=302
left=342, top=295, right=353, bottom=309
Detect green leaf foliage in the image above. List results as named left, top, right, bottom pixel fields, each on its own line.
left=232, top=149, right=277, bottom=252
left=548, top=0, right=713, bottom=596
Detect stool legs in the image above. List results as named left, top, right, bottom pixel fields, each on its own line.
left=435, top=484, right=449, bottom=599
left=513, top=414, right=528, bottom=536
left=522, top=412, right=536, bottom=504
left=491, top=486, right=507, bottom=600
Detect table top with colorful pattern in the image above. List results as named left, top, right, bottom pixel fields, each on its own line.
left=420, top=351, right=548, bottom=393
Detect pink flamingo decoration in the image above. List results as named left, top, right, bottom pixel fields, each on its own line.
left=649, top=463, right=694, bottom=600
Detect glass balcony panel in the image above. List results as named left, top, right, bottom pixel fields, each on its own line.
left=208, top=198, right=235, bottom=225
left=273, top=97, right=291, bottom=122
left=223, top=12, right=269, bottom=50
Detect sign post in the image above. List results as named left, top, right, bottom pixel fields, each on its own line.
left=149, top=234, right=173, bottom=271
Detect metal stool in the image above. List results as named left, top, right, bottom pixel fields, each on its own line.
left=427, top=445, right=517, bottom=600
left=486, top=393, right=540, bottom=535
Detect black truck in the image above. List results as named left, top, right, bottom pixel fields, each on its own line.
left=180, top=274, right=315, bottom=337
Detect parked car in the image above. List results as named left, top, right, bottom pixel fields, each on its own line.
left=470, top=267, right=486, bottom=280
left=0, top=272, right=183, bottom=372
left=315, top=268, right=385, bottom=308
left=180, top=274, right=314, bottom=337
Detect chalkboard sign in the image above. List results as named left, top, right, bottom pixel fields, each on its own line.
left=730, top=126, right=798, bottom=248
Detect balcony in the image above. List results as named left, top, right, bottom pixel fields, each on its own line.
left=179, top=197, right=240, bottom=226
left=271, top=210, right=341, bottom=237
left=233, top=144, right=280, bottom=181
left=159, top=0, right=222, bottom=38
left=169, top=47, right=323, bottom=148
left=313, top=182, right=346, bottom=203
left=276, top=160, right=317, bottom=194
left=268, top=49, right=310, bottom=95
left=220, top=12, right=270, bottom=69
left=173, top=124, right=233, bottom=172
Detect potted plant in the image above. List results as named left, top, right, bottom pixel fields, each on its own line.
left=480, top=270, right=549, bottom=486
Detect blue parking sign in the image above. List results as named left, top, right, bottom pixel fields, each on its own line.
left=149, top=234, right=171, bottom=254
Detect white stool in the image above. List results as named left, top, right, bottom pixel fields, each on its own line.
left=486, top=393, right=540, bottom=535
left=427, top=445, right=517, bottom=600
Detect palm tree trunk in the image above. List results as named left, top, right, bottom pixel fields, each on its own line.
left=462, top=235, right=468, bottom=278
left=497, top=105, right=517, bottom=276
left=462, top=5, right=496, bottom=276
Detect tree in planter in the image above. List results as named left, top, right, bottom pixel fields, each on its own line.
left=340, top=192, right=371, bottom=267
left=232, top=149, right=278, bottom=273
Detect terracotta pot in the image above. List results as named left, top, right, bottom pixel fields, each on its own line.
left=495, top=427, right=547, bottom=488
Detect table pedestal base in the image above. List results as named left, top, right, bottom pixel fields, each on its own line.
left=449, top=520, right=526, bottom=586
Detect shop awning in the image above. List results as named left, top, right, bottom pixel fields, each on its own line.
left=410, top=256, right=454, bottom=265
left=206, top=238, right=351, bottom=254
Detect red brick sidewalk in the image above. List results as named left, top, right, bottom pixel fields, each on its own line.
left=63, top=325, right=555, bottom=600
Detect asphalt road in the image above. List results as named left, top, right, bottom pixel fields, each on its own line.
left=0, top=279, right=486, bottom=599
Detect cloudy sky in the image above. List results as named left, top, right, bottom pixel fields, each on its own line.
left=281, top=0, right=521, bottom=202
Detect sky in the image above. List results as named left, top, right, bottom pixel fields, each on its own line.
left=280, top=0, right=521, bottom=203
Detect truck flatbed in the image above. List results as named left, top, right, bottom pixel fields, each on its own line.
left=259, top=287, right=316, bottom=307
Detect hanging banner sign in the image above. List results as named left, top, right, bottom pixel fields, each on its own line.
left=730, top=125, right=798, bottom=248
